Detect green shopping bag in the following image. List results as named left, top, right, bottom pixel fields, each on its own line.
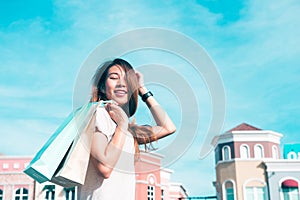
left=24, top=102, right=98, bottom=183
left=51, top=110, right=96, bottom=188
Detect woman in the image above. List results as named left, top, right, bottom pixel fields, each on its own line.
left=78, top=58, right=176, bottom=199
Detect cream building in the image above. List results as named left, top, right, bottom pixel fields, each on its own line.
left=212, top=123, right=282, bottom=200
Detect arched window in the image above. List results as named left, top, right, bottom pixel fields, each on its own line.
left=222, top=180, right=235, bottom=200
left=272, top=145, right=278, bottom=159
left=240, top=144, right=250, bottom=159
left=15, top=188, right=28, bottom=200
left=281, top=179, right=299, bottom=200
left=43, top=185, right=55, bottom=200
left=254, top=144, right=264, bottom=159
left=0, top=189, right=3, bottom=200
left=222, top=145, right=231, bottom=161
left=65, top=187, right=76, bottom=200
left=225, top=181, right=234, bottom=200
left=287, top=152, right=297, bottom=160
left=147, top=175, right=156, bottom=200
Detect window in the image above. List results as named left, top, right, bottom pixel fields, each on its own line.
left=224, top=181, right=234, bottom=200
left=222, top=146, right=231, bottom=161
left=65, top=187, right=76, bottom=200
left=13, top=163, right=20, bottom=169
left=245, top=187, right=267, bottom=200
left=226, top=188, right=234, bottom=200
left=43, top=185, right=55, bottom=200
left=272, top=145, right=278, bottom=159
left=15, top=188, right=28, bottom=200
left=254, top=144, right=264, bottom=159
left=0, top=189, right=3, bottom=200
left=282, top=179, right=299, bottom=200
left=240, top=144, right=250, bottom=159
left=2, top=163, right=8, bottom=169
left=287, top=152, right=297, bottom=160
left=147, top=185, right=155, bottom=200
left=283, top=187, right=299, bottom=200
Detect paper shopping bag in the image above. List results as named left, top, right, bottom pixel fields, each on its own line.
left=51, top=111, right=96, bottom=188
left=24, top=102, right=97, bottom=183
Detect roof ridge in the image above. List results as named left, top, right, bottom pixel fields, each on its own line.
left=226, top=122, right=262, bottom=132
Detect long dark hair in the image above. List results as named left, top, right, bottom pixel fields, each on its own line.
left=91, top=58, right=156, bottom=155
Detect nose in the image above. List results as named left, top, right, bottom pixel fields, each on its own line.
left=117, top=77, right=127, bottom=88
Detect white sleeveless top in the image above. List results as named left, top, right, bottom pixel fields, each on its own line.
left=77, top=107, right=135, bottom=200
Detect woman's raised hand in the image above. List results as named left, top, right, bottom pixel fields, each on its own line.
left=135, top=71, right=144, bottom=88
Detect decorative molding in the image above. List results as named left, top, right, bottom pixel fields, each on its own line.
left=264, top=160, right=300, bottom=172
left=212, top=130, right=283, bottom=146
left=138, top=158, right=161, bottom=166
left=215, top=158, right=283, bottom=167
left=136, top=180, right=149, bottom=184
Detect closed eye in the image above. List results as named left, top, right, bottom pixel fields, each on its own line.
left=108, top=73, right=119, bottom=80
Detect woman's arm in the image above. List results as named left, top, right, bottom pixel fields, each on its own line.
left=90, top=103, right=129, bottom=179
left=136, top=72, right=176, bottom=143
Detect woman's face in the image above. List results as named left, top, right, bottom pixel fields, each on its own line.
left=105, top=65, right=128, bottom=105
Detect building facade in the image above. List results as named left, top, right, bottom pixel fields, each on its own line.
left=264, top=143, right=300, bottom=200
left=0, top=152, right=187, bottom=200
left=264, top=160, right=300, bottom=200
left=212, top=123, right=300, bottom=200
left=135, top=152, right=188, bottom=200
left=0, top=156, right=34, bottom=200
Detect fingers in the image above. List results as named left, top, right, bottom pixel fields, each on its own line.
left=135, top=71, right=144, bottom=88
left=135, top=71, right=141, bottom=78
left=104, top=103, right=129, bottom=129
left=135, top=71, right=143, bottom=79
left=104, top=101, right=118, bottom=112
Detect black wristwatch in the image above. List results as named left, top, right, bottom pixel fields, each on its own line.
left=141, top=91, right=153, bottom=102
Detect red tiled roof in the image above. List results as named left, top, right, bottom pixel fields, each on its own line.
left=226, top=123, right=262, bottom=132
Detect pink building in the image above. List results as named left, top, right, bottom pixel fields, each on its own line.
left=135, top=151, right=188, bottom=200
left=0, top=152, right=187, bottom=200
left=0, top=156, right=34, bottom=200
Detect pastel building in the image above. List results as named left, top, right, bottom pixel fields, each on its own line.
left=264, top=143, right=300, bottom=200
left=0, top=155, right=74, bottom=200
left=34, top=182, right=76, bottom=200
left=212, top=123, right=300, bottom=200
left=0, top=156, right=34, bottom=200
left=135, top=151, right=188, bottom=200
left=0, top=152, right=187, bottom=200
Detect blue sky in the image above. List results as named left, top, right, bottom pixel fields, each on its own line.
left=1, top=0, right=300, bottom=196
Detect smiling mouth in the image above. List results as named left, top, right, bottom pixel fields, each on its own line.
left=114, top=90, right=127, bottom=95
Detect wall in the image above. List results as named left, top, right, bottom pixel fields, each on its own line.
left=0, top=156, right=34, bottom=200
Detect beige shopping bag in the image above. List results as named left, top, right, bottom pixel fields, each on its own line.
left=24, top=102, right=97, bottom=183
left=51, top=109, right=96, bottom=188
